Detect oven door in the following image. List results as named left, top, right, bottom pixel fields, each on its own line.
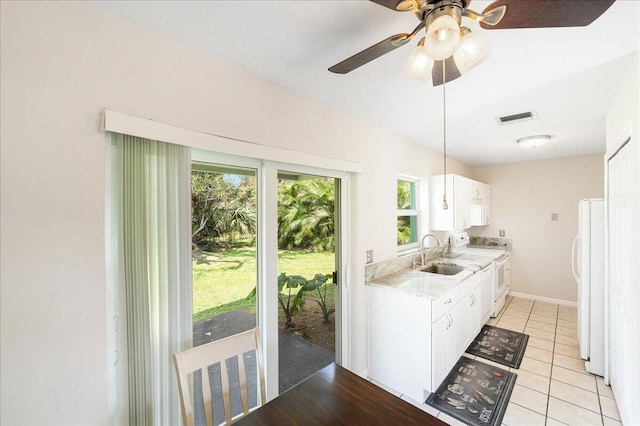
left=495, top=254, right=510, bottom=298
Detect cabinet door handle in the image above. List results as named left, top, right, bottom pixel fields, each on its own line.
left=470, top=295, right=474, bottom=307
left=450, top=314, right=453, bottom=327
left=444, top=298, right=452, bottom=304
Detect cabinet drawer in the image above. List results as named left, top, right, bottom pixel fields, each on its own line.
left=432, top=286, right=459, bottom=322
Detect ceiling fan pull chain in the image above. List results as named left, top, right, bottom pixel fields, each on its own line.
left=442, top=59, right=449, bottom=210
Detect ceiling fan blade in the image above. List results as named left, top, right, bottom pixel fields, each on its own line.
left=479, top=0, right=616, bottom=30
left=329, top=21, right=425, bottom=74
left=369, top=0, right=406, bottom=11
left=432, top=57, right=461, bottom=87
left=328, top=34, right=410, bottom=74
left=463, top=5, right=507, bottom=26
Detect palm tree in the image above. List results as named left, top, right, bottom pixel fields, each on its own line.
left=278, top=177, right=335, bottom=252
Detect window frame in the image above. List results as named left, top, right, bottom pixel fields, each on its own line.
left=396, top=176, right=420, bottom=252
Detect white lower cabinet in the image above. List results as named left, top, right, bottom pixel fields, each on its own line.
left=432, top=308, right=458, bottom=390
left=457, top=284, right=482, bottom=354
left=368, top=286, right=432, bottom=403
left=368, top=272, right=489, bottom=402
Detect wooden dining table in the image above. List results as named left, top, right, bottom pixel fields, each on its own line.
left=234, top=362, right=447, bottom=425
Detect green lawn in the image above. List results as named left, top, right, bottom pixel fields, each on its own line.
left=192, top=247, right=335, bottom=322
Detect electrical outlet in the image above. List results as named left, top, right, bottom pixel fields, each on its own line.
left=366, top=250, right=374, bottom=264
left=499, top=230, right=505, bottom=237
left=551, top=213, right=559, bottom=221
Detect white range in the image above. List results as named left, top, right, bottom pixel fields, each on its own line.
left=448, top=232, right=510, bottom=317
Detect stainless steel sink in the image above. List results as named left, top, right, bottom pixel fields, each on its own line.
left=419, top=264, right=465, bottom=275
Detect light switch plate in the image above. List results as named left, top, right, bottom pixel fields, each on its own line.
left=551, top=213, right=559, bottom=221
left=499, top=230, right=505, bottom=237
left=366, top=250, right=373, bottom=264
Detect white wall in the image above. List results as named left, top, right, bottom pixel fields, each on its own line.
left=471, top=155, right=604, bottom=303
left=0, top=2, right=470, bottom=424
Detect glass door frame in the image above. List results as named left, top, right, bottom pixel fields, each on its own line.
left=192, top=149, right=351, bottom=401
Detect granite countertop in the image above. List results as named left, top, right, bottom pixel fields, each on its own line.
left=367, top=247, right=506, bottom=300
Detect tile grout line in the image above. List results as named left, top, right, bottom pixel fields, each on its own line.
left=541, top=301, right=558, bottom=426
left=596, top=379, right=605, bottom=425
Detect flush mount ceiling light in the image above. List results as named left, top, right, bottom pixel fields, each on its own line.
left=329, top=0, right=616, bottom=86
left=517, top=135, right=551, bottom=148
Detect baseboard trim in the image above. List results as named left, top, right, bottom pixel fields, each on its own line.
left=509, top=291, right=578, bottom=307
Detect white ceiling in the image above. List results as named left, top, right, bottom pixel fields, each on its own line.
left=89, top=0, right=639, bottom=166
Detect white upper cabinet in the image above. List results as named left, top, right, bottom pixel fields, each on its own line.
left=470, top=181, right=490, bottom=226
left=431, top=174, right=490, bottom=230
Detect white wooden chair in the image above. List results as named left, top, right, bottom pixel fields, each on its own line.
left=173, top=328, right=266, bottom=426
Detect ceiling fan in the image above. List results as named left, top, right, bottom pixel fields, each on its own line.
left=328, top=0, right=616, bottom=86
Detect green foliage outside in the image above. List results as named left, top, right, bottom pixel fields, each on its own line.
left=192, top=171, right=337, bottom=325
left=397, top=180, right=416, bottom=245
left=278, top=177, right=335, bottom=252
left=270, top=272, right=331, bottom=328
left=192, top=172, right=336, bottom=253
left=193, top=248, right=334, bottom=322
left=191, top=171, right=256, bottom=251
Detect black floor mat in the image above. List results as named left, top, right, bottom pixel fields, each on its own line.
left=465, top=325, right=529, bottom=369
left=426, top=356, right=517, bottom=426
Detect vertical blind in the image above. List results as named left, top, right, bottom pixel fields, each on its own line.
left=116, top=133, right=192, bottom=425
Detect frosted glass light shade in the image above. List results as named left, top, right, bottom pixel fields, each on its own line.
left=517, top=135, right=551, bottom=148
left=425, top=15, right=461, bottom=60
left=403, top=40, right=434, bottom=80
left=453, top=29, right=489, bottom=74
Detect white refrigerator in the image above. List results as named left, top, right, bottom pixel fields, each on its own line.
left=571, top=199, right=604, bottom=376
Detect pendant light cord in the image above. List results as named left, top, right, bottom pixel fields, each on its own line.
left=442, top=60, right=449, bottom=210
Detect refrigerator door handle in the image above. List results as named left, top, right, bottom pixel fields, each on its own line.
left=572, top=234, right=581, bottom=283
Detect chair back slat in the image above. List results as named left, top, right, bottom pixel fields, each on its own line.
left=201, top=365, right=214, bottom=426
left=173, top=328, right=265, bottom=425
left=237, top=354, right=249, bottom=415
left=220, top=358, right=232, bottom=425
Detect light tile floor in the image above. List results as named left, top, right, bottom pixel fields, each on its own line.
left=370, top=295, right=622, bottom=426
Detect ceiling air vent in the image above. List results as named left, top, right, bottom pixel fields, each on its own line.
left=496, top=110, right=538, bottom=126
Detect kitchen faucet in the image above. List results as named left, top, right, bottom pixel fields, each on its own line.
left=420, top=233, right=445, bottom=267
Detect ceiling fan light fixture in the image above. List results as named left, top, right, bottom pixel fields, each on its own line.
left=453, top=27, right=489, bottom=74
left=402, top=38, right=434, bottom=80
left=517, top=134, right=551, bottom=148
left=425, top=11, right=461, bottom=60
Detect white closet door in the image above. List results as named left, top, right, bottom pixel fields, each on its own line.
left=607, top=136, right=639, bottom=425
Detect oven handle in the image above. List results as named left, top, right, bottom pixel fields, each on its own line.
left=496, top=253, right=509, bottom=266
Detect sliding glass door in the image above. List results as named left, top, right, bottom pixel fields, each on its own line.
left=276, top=171, right=339, bottom=393
left=191, top=162, right=258, bottom=347
left=191, top=150, right=347, bottom=400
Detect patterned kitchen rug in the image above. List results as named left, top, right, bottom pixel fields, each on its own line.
left=426, top=356, right=517, bottom=426
left=465, top=325, right=529, bottom=369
